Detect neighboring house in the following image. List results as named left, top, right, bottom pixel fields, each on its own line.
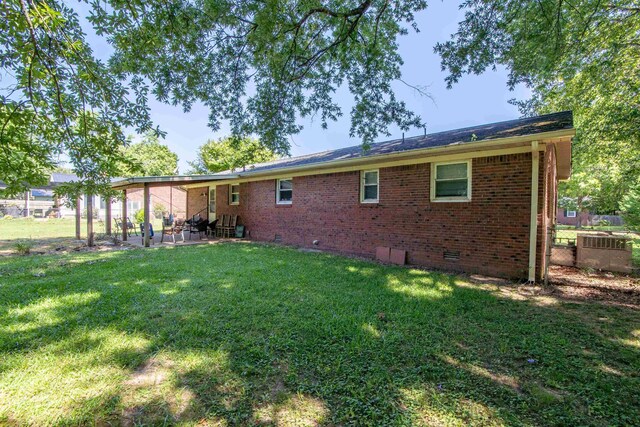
left=0, top=173, right=186, bottom=220
left=113, top=111, right=575, bottom=282
left=557, top=208, right=624, bottom=227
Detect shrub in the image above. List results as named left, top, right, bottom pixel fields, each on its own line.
left=2, top=215, right=12, bottom=220
left=134, top=209, right=145, bottom=224
left=621, top=184, right=640, bottom=231
left=13, top=240, right=33, bottom=255
left=153, top=203, right=165, bottom=219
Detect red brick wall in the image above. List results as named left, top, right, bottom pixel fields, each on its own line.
left=216, top=152, right=542, bottom=280
left=187, top=187, right=209, bottom=220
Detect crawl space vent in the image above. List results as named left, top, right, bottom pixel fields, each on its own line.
left=274, top=234, right=282, bottom=243
left=443, top=250, right=460, bottom=261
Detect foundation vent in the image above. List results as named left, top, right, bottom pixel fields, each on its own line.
left=443, top=250, right=460, bottom=261
left=582, top=236, right=630, bottom=251
left=274, top=234, right=282, bottom=243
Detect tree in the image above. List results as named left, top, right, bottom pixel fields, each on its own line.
left=621, top=182, right=640, bottom=231
left=435, top=0, right=639, bottom=211
left=188, top=137, right=278, bottom=174
left=121, top=132, right=179, bottom=177
left=4, top=1, right=429, bottom=198
left=88, top=0, right=428, bottom=152
left=2, top=1, right=154, bottom=199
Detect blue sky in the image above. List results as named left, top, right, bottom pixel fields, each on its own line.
left=83, top=2, right=529, bottom=172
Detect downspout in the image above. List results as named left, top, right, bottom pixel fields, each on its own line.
left=528, top=141, right=540, bottom=282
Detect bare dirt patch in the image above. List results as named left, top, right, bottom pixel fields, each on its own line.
left=547, top=265, right=640, bottom=308
left=0, top=237, right=130, bottom=257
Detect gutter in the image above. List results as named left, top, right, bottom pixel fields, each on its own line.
left=111, top=173, right=240, bottom=189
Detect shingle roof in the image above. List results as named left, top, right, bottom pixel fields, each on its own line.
left=241, top=111, right=573, bottom=175
left=50, top=172, right=78, bottom=183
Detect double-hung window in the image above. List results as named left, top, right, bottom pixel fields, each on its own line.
left=276, top=178, right=293, bottom=204
left=361, top=170, right=379, bottom=203
left=431, top=161, right=471, bottom=202
left=229, top=184, right=240, bottom=205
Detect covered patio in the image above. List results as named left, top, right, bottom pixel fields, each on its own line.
left=111, top=174, right=238, bottom=247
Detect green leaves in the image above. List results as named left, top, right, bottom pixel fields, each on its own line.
left=89, top=0, right=427, bottom=153
left=1, top=0, right=153, bottom=198
left=120, top=132, right=179, bottom=177
left=188, top=136, right=278, bottom=174
left=436, top=0, right=640, bottom=213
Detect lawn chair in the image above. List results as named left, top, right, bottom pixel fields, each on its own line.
left=191, top=218, right=210, bottom=240
left=207, top=219, right=219, bottom=238
left=139, top=222, right=155, bottom=245
left=125, top=217, right=138, bottom=236
left=215, top=214, right=229, bottom=237
left=222, top=214, right=238, bottom=238
left=161, top=217, right=184, bottom=243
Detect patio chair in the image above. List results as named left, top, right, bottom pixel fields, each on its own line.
left=215, top=214, right=229, bottom=237
left=139, top=222, right=155, bottom=245
left=191, top=218, right=210, bottom=240
left=222, top=214, right=238, bottom=238
left=125, top=217, right=138, bottom=236
left=161, top=217, right=185, bottom=243
left=207, top=219, right=219, bottom=237
left=187, top=217, right=207, bottom=240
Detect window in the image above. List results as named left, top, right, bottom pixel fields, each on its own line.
left=566, top=210, right=576, bottom=218
left=276, top=178, right=293, bottom=204
left=127, top=201, right=140, bottom=212
left=431, top=161, right=471, bottom=202
left=229, top=184, right=240, bottom=205
left=361, top=170, right=379, bottom=203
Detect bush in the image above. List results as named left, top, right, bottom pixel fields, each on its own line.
left=13, top=240, right=33, bottom=255
left=621, top=184, right=640, bottom=231
left=134, top=209, right=145, bottom=224
left=153, top=203, right=165, bottom=219
left=2, top=215, right=12, bottom=220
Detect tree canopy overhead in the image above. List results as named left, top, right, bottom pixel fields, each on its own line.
left=435, top=0, right=639, bottom=213
left=92, top=0, right=427, bottom=151
left=1, top=0, right=155, bottom=198
left=3, top=0, right=428, bottom=197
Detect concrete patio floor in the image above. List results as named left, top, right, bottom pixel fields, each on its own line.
left=122, top=231, right=222, bottom=247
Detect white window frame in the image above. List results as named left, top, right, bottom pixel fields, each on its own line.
left=276, top=178, right=293, bottom=205
left=566, top=210, right=576, bottom=218
left=360, top=169, right=379, bottom=203
left=430, top=160, right=472, bottom=202
left=229, top=183, right=240, bottom=205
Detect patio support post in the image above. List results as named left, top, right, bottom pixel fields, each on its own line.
left=122, top=190, right=128, bottom=242
left=105, top=197, right=112, bottom=235
left=75, top=197, right=82, bottom=240
left=143, top=183, right=150, bottom=247
left=24, top=190, right=30, bottom=217
left=87, top=194, right=94, bottom=247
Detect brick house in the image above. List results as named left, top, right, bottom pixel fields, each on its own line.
left=114, top=112, right=574, bottom=282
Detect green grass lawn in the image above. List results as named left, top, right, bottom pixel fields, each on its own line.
left=0, top=243, right=639, bottom=426
left=0, top=218, right=79, bottom=239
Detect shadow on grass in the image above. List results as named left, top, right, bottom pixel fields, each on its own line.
left=0, top=243, right=639, bottom=425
